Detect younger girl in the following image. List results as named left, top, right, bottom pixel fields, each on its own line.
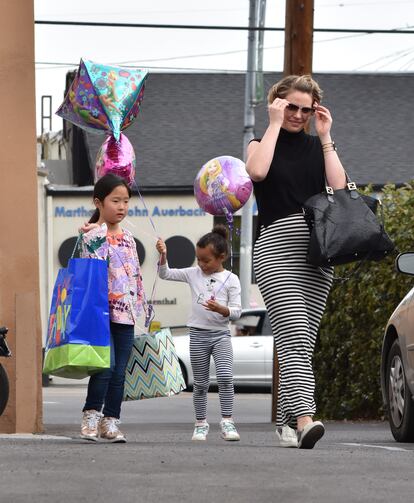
left=156, top=225, right=242, bottom=441
left=79, top=173, right=145, bottom=443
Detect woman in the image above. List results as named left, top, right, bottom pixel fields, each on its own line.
left=246, top=75, right=346, bottom=449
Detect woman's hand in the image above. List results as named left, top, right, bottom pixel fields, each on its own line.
left=268, top=98, right=288, bottom=126
left=203, top=298, right=230, bottom=317
left=79, top=222, right=100, bottom=234
left=314, top=104, right=333, bottom=140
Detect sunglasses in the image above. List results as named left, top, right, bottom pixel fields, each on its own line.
left=286, top=103, right=316, bottom=115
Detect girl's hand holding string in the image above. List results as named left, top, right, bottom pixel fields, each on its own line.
left=156, top=238, right=167, bottom=265
left=203, top=298, right=230, bottom=317
left=79, top=222, right=100, bottom=234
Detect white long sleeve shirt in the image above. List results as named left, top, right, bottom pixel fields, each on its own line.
left=159, top=263, right=242, bottom=330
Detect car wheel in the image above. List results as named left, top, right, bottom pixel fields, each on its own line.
left=386, top=339, right=414, bottom=442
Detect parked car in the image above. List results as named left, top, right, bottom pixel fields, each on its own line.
left=381, top=252, right=414, bottom=442
left=172, top=308, right=273, bottom=389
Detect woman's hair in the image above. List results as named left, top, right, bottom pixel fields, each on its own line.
left=267, top=74, right=323, bottom=105
left=89, top=173, right=132, bottom=223
left=197, top=224, right=229, bottom=258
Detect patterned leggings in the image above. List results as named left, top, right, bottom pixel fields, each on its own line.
left=189, top=328, right=234, bottom=421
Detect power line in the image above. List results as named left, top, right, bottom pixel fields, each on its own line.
left=32, top=29, right=403, bottom=72
left=353, top=45, right=414, bottom=70
left=319, top=0, right=414, bottom=6
left=35, top=62, right=251, bottom=73
left=73, top=32, right=371, bottom=67
left=375, top=47, right=414, bottom=70
left=34, top=20, right=414, bottom=34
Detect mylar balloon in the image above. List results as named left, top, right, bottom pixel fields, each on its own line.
left=95, top=133, right=136, bottom=187
left=194, top=156, right=253, bottom=220
left=56, top=59, right=148, bottom=140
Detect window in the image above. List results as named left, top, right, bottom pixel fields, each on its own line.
left=165, top=236, right=195, bottom=268
left=231, top=314, right=261, bottom=337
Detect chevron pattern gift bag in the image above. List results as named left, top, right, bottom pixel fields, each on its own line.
left=123, top=328, right=186, bottom=400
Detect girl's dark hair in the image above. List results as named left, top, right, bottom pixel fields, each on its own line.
left=197, top=224, right=229, bottom=257
left=89, top=174, right=132, bottom=223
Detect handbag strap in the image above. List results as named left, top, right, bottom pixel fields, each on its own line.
left=320, top=167, right=397, bottom=282
left=319, top=258, right=370, bottom=283
left=324, top=171, right=357, bottom=199
left=324, top=168, right=386, bottom=226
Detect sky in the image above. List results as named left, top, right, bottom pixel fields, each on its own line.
left=34, top=0, right=414, bottom=133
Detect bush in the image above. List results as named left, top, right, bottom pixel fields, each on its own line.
left=314, top=183, right=414, bottom=419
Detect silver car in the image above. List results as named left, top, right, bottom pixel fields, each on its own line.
left=172, top=308, right=273, bottom=389
left=381, top=253, right=414, bottom=442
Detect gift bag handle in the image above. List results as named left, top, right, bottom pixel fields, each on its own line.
left=70, top=233, right=83, bottom=259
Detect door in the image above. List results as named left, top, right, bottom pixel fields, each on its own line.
left=230, top=312, right=266, bottom=385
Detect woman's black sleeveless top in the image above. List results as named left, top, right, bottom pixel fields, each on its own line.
left=252, top=128, right=325, bottom=238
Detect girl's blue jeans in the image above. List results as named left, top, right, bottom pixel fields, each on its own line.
left=83, top=321, right=134, bottom=419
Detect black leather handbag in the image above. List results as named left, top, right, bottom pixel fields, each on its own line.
left=303, top=182, right=395, bottom=267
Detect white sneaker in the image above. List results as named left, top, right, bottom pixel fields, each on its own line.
left=192, top=422, right=209, bottom=441
left=297, top=421, right=325, bottom=449
left=276, top=425, right=298, bottom=448
left=220, top=419, right=240, bottom=441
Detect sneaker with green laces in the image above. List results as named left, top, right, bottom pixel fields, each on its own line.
left=220, top=419, right=240, bottom=441
left=192, top=422, right=209, bottom=441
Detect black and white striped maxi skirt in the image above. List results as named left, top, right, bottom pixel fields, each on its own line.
left=253, top=213, right=333, bottom=428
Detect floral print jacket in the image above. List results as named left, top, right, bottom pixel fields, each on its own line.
left=78, top=224, right=145, bottom=325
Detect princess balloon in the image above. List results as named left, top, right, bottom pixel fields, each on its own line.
left=194, top=156, right=253, bottom=223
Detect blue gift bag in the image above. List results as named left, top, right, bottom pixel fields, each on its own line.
left=43, top=258, right=111, bottom=379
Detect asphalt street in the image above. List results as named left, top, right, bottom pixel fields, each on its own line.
left=0, top=380, right=413, bottom=503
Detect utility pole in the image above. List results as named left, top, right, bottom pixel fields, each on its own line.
left=284, top=0, right=314, bottom=75
left=270, top=0, right=315, bottom=423
left=240, top=0, right=266, bottom=309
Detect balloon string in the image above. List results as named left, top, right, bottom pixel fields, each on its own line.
left=123, top=219, right=158, bottom=242
left=223, top=208, right=234, bottom=272
left=123, top=178, right=160, bottom=328
left=211, top=271, right=232, bottom=300
left=229, top=221, right=234, bottom=271
left=130, top=179, right=158, bottom=237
